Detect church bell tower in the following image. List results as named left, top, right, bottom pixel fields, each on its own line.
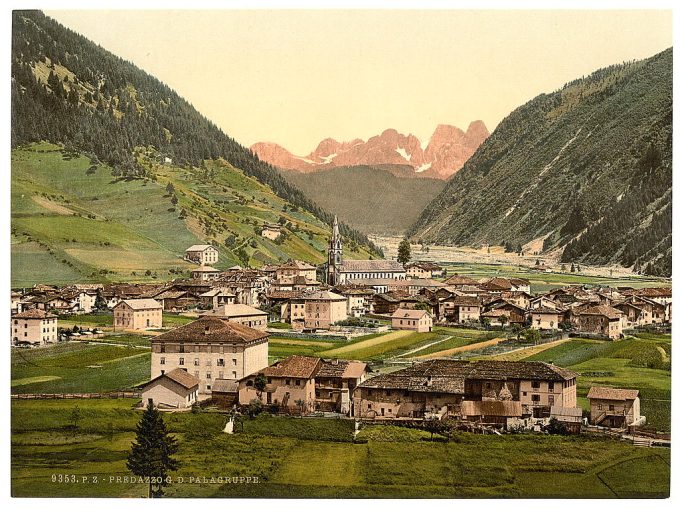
left=327, top=215, right=343, bottom=285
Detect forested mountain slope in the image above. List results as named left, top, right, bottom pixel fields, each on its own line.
left=11, top=10, right=381, bottom=284
left=409, top=48, right=672, bottom=276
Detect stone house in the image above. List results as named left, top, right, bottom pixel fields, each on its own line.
left=275, top=260, right=317, bottom=282
left=261, top=223, right=282, bottom=240
left=438, top=295, right=481, bottom=323
left=587, top=386, right=643, bottom=427
left=577, top=305, right=625, bottom=339
left=151, top=316, right=269, bottom=394
left=527, top=307, right=563, bottom=330
left=113, top=299, right=163, bottom=330
left=302, top=291, right=348, bottom=330
left=191, top=266, right=222, bottom=281
left=391, top=308, right=432, bottom=332
left=333, top=286, right=375, bottom=317
left=184, top=244, right=219, bottom=266
left=353, top=359, right=577, bottom=421
left=140, top=368, right=200, bottom=409
left=199, top=288, right=236, bottom=309
left=405, top=262, right=443, bottom=279
left=11, top=309, right=58, bottom=346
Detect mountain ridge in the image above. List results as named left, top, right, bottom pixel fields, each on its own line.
left=251, top=121, right=489, bottom=179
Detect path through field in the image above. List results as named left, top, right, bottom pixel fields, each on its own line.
left=480, top=338, right=570, bottom=361
left=321, top=330, right=411, bottom=357
left=415, top=336, right=506, bottom=360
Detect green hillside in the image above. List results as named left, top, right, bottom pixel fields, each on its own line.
left=409, top=49, right=672, bottom=276
left=11, top=143, right=375, bottom=287
left=10, top=10, right=382, bottom=285
left=282, top=166, right=446, bottom=235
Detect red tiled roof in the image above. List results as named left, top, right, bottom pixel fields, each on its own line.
left=13, top=309, right=56, bottom=319
left=152, top=316, right=268, bottom=344
left=263, top=355, right=321, bottom=379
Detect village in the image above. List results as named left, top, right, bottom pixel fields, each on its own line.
left=10, top=217, right=671, bottom=440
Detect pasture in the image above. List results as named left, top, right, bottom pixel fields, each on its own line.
left=11, top=399, right=670, bottom=498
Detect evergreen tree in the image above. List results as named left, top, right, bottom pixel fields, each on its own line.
left=397, top=238, right=411, bottom=265
left=127, top=400, right=180, bottom=498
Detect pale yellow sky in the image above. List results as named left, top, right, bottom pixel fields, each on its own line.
left=46, top=10, right=671, bottom=154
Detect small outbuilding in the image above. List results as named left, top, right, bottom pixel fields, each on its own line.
left=587, top=386, right=644, bottom=427
left=391, top=308, right=432, bottom=332
left=211, top=379, right=239, bottom=409
left=140, top=368, right=200, bottom=409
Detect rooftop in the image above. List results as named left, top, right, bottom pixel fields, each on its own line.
left=116, top=298, right=162, bottom=310
left=587, top=386, right=639, bottom=401
left=152, top=316, right=268, bottom=344
left=392, top=308, right=430, bottom=319
left=202, top=303, right=268, bottom=318
left=186, top=244, right=216, bottom=252
left=262, top=355, right=321, bottom=379
left=340, top=259, right=405, bottom=272
left=13, top=309, right=56, bottom=319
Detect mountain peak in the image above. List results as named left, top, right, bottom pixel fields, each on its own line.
left=252, top=123, right=489, bottom=179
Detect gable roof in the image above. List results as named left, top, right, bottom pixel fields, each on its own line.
left=340, top=259, right=405, bottom=273
left=13, top=309, right=56, bottom=319
left=186, top=244, right=216, bottom=252
left=191, top=266, right=221, bottom=273
left=316, top=359, right=368, bottom=379
left=392, top=308, right=430, bottom=319
left=116, top=298, right=162, bottom=310
left=202, top=303, right=268, bottom=318
left=152, top=316, right=268, bottom=344
left=579, top=305, right=624, bottom=319
left=143, top=368, right=200, bottom=390
left=302, top=290, right=346, bottom=301
left=587, top=386, right=639, bottom=401
left=262, top=355, right=321, bottom=379
left=444, top=274, right=479, bottom=286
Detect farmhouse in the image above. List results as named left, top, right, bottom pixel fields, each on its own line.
left=333, top=285, right=375, bottom=317
left=191, top=266, right=222, bottom=281
left=527, top=307, right=563, bottom=330
left=140, top=368, right=200, bottom=409
left=438, top=295, right=481, bottom=324
left=199, top=288, right=236, bottom=309
left=261, top=223, right=282, bottom=240
left=405, top=261, right=444, bottom=279
left=577, top=305, right=625, bottom=339
left=587, top=386, right=644, bottom=427
left=443, top=274, right=480, bottom=288
left=151, top=316, right=269, bottom=394
left=238, top=355, right=368, bottom=415
left=184, top=244, right=219, bottom=265
left=11, top=309, right=58, bottom=346
left=202, top=303, right=269, bottom=331
left=353, top=359, right=577, bottom=420
left=391, top=308, right=432, bottom=332
left=275, top=260, right=317, bottom=282
left=113, top=298, right=163, bottom=330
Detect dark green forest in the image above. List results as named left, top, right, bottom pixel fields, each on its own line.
left=409, top=49, right=672, bottom=276
left=11, top=10, right=382, bottom=257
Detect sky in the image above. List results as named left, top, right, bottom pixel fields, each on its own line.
left=45, top=9, right=672, bottom=155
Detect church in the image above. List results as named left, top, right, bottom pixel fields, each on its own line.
left=326, top=216, right=406, bottom=285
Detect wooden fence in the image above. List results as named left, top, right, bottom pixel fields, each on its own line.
left=11, top=391, right=141, bottom=400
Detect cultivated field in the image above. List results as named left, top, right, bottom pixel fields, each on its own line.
left=11, top=399, right=670, bottom=498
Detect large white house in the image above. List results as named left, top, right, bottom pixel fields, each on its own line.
left=184, top=244, right=219, bottom=266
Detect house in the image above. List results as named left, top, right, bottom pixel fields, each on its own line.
left=460, top=400, right=523, bottom=425
left=239, top=355, right=321, bottom=413
left=261, top=223, right=282, bottom=240
left=326, top=216, right=405, bottom=284
left=391, top=308, right=432, bottom=332
left=302, top=290, right=348, bottom=330
left=527, top=307, right=563, bottom=330
left=275, top=260, right=317, bottom=282
left=152, top=289, right=197, bottom=312
left=353, top=359, right=577, bottom=421
left=443, top=274, right=480, bottom=288
left=372, top=292, right=428, bottom=315
left=613, top=301, right=645, bottom=328
left=191, top=266, right=222, bottom=281
left=550, top=406, right=583, bottom=433
left=439, top=295, right=481, bottom=324
left=315, top=359, right=368, bottom=414
left=11, top=309, right=58, bottom=346
left=199, top=288, right=236, bottom=309
left=202, top=303, right=269, bottom=331
left=113, top=299, right=163, bottom=330
left=578, top=305, right=625, bottom=339
left=140, top=368, right=200, bottom=409
left=11, top=291, right=23, bottom=314
left=587, top=386, right=644, bottom=428
left=210, top=379, right=240, bottom=409
left=405, top=262, right=443, bottom=279
left=184, top=244, right=219, bottom=266
left=238, top=356, right=368, bottom=415
left=333, top=285, right=375, bottom=317
left=151, top=316, right=269, bottom=394
left=482, top=277, right=531, bottom=294
left=622, top=296, right=666, bottom=326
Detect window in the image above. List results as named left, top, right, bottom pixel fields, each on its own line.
left=179, top=357, right=184, bottom=366
left=548, top=381, right=554, bottom=392
left=160, top=357, right=165, bottom=365
left=194, top=358, right=200, bottom=366
left=531, top=381, right=541, bottom=389
left=295, top=380, right=301, bottom=386
left=609, top=404, right=615, bottom=411
left=531, top=394, right=541, bottom=402
left=206, top=373, right=212, bottom=379
left=217, top=358, right=225, bottom=367
left=522, top=392, right=527, bottom=397
left=232, top=359, right=237, bottom=366
left=179, top=343, right=185, bottom=353
left=232, top=371, right=237, bottom=378
left=597, top=403, right=603, bottom=410
left=548, top=395, right=554, bottom=406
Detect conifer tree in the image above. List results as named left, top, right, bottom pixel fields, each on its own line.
left=127, top=400, right=180, bottom=498
left=397, top=238, right=411, bottom=264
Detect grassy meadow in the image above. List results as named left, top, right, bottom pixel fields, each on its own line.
left=11, top=399, right=670, bottom=498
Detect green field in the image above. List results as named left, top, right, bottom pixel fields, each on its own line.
left=11, top=143, right=374, bottom=287
left=11, top=342, right=150, bottom=394
left=439, top=262, right=669, bottom=294
left=11, top=399, right=670, bottom=498
left=523, top=334, right=671, bottom=430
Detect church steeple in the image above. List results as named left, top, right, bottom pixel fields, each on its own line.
left=327, top=215, right=343, bottom=285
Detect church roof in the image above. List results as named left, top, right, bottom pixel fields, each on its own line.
left=339, top=260, right=405, bottom=273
